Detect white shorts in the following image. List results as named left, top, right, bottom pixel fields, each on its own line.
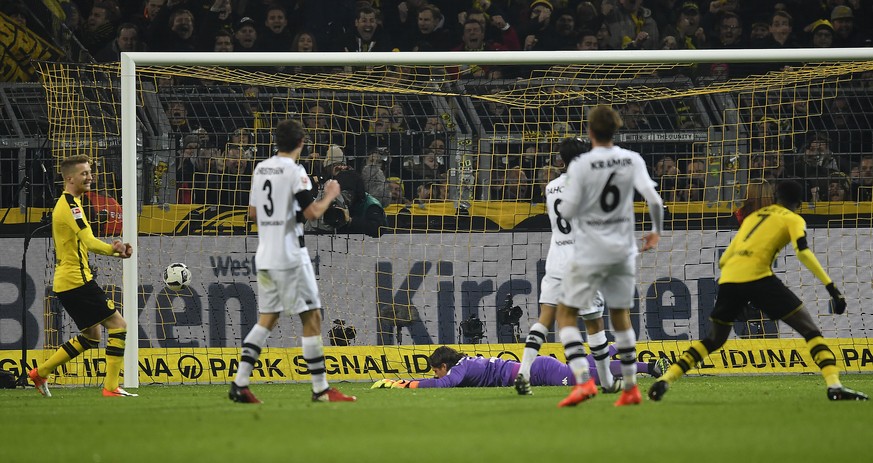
left=540, top=273, right=604, bottom=319
left=257, top=263, right=322, bottom=315
left=560, top=255, right=635, bottom=314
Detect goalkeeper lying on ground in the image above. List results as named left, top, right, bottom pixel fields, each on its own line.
left=373, top=346, right=670, bottom=390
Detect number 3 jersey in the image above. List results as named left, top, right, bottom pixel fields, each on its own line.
left=249, top=155, right=313, bottom=270
left=561, top=145, right=662, bottom=265
left=544, top=173, right=575, bottom=278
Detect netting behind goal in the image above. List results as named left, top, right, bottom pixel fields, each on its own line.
left=32, top=52, right=873, bottom=386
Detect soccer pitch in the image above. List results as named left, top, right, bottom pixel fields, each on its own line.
left=2, top=375, right=871, bottom=463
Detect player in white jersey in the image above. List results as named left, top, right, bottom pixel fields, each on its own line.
left=514, top=138, right=609, bottom=395
left=229, top=120, right=356, bottom=404
left=555, top=105, right=664, bottom=408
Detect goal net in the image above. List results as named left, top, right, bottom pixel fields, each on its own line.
left=31, top=50, right=873, bottom=387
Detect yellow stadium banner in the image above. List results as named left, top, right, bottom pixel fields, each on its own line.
left=0, top=12, right=63, bottom=82
left=2, top=339, right=871, bottom=386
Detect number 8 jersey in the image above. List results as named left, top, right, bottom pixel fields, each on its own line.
left=249, top=155, right=313, bottom=269
left=544, top=173, right=575, bottom=278
left=561, top=145, right=663, bottom=265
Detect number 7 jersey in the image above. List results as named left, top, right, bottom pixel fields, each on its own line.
left=249, top=155, right=312, bottom=270
left=561, top=145, right=662, bottom=265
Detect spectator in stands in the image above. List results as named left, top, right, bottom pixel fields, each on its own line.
left=177, top=134, right=205, bottom=203
left=451, top=19, right=507, bottom=77
left=217, top=144, right=253, bottom=206
left=304, top=103, right=345, bottom=152
left=750, top=151, right=786, bottom=181
left=619, top=101, right=651, bottom=130
left=575, top=1, right=601, bottom=32
left=478, top=9, right=521, bottom=50
left=498, top=166, right=531, bottom=201
left=576, top=30, right=599, bottom=49
left=415, top=181, right=448, bottom=204
left=685, top=158, right=707, bottom=201
left=522, top=0, right=554, bottom=51
left=338, top=6, right=394, bottom=52
left=653, top=156, right=682, bottom=202
left=423, top=115, right=447, bottom=134
left=212, top=29, right=234, bottom=52
left=320, top=169, right=387, bottom=237
left=191, top=147, right=221, bottom=204
left=149, top=8, right=198, bottom=52
left=830, top=5, right=872, bottom=47
left=852, top=155, right=873, bottom=201
left=661, top=2, right=706, bottom=50
left=260, top=5, right=293, bottom=51
left=538, top=8, right=580, bottom=50
left=823, top=96, right=866, bottom=156
left=532, top=164, right=562, bottom=203
left=234, top=16, right=260, bottom=52
left=705, top=12, right=748, bottom=78
left=95, top=23, right=146, bottom=62
left=386, top=177, right=412, bottom=207
left=595, top=20, right=613, bottom=49
left=751, top=116, right=787, bottom=154
left=604, top=0, right=659, bottom=50
left=361, top=147, right=391, bottom=206
left=410, top=150, right=446, bottom=182
left=828, top=176, right=851, bottom=202
left=749, top=19, right=770, bottom=41
left=408, top=4, right=455, bottom=51
left=166, top=100, right=192, bottom=133
left=388, top=102, right=411, bottom=133
left=807, top=19, right=835, bottom=48
left=290, top=29, right=337, bottom=72
left=81, top=1, right=121, bottom=56
left=733, top=180, right=774, bottom=226
left=136, top=0, right=167, bottom=33
left=753, top=11, right=799, bottom=49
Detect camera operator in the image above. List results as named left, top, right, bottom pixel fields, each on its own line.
left=305, top=168, right=386, bottom=237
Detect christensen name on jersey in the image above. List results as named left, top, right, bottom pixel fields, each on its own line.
left=256, top=166, right=285, bottom=175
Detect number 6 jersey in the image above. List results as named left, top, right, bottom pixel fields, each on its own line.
left=249, top=155, right=313, bottom=269
left=560, top=145, right=663, bottom=265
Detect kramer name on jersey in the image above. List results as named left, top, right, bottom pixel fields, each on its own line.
left=590, top=158, right=633, bottom=169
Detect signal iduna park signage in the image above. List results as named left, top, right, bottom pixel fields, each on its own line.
left=1, top=230, right=871, bottom=384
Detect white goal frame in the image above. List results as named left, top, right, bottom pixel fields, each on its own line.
left=119, top=48, right=873, bottom=388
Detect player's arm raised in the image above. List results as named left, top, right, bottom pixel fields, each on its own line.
left=788, top=216, right=846, bottom=314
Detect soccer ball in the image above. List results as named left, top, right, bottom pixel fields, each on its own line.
left=163, top=263, right=191, bottom=291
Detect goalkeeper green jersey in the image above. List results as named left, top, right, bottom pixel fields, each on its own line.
left=52, top=192, right=115, bottom=292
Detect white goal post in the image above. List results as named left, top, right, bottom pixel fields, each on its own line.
left=118, top=48, right=873, bottom=388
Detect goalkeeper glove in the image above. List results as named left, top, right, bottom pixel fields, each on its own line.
left=826, top=283, right=846, bottom=315
left=371, top=379, right=412, bottom=389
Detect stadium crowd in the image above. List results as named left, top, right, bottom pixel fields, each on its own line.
left=2, top=0, right=872, bottom=210
left=5, top=0, right=871, bottom=61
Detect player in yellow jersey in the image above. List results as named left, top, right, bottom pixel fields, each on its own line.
left=28, top=155, right=136, bottom=398
left=648, top=180, right=867, bottom=402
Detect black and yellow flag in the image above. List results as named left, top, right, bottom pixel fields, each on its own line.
left=0, top=11, right=62, bottom=82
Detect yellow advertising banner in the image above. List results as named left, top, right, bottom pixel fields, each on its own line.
left=2, top=338, right=871, bottom=386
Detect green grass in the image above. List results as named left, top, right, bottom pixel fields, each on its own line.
left=2, top=375, right=872, bottom=463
